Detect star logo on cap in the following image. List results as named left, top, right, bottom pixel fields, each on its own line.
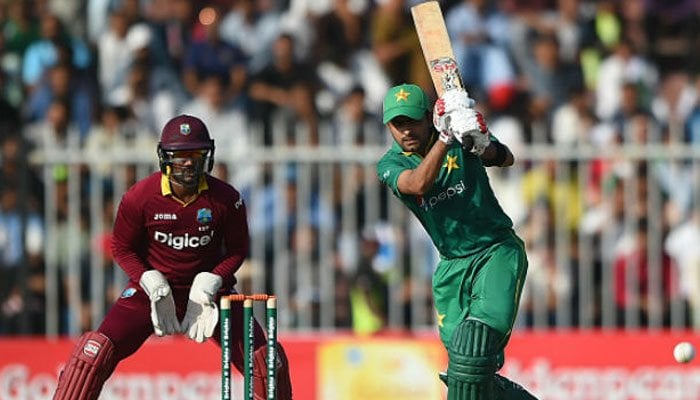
left=394, top=88, right=410, bottom=103
left=180, top=123, right=191, bottom=135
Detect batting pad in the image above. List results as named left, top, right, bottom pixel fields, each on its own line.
left=252, top=343, right=293, bottom=400
left=53, top=331, right=115, bottom=400
left=447, top=318, right=502, bottom=400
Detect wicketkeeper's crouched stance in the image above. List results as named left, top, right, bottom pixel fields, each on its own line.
left=53, top=115, right=292, bottom=400
left=377, top=84, right=537, bottom=399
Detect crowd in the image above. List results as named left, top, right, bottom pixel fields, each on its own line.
left=1, top=0, right=700, bottom=335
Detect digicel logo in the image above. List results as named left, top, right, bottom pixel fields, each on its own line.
left=154, top=230, right=214, bottom=250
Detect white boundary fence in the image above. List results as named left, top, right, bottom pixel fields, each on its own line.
left=28, top=120, right=700, bottom=336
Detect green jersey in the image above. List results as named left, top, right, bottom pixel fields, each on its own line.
left=377, top=139, right=513, bottom=259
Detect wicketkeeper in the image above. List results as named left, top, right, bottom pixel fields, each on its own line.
left=52, top=115, right=293, bottom=400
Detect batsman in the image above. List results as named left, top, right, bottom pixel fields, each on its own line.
left=52, top=115, right=293, bottom=400
left=377, top=83, right=537, bottom=399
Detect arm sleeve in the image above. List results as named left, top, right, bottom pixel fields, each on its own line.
left=111, top=192, right=150, bottom=283
left=212, top=193, right=250, bottom=290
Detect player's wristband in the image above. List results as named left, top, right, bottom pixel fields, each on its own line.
left=482, top=141, right=507, bottom=167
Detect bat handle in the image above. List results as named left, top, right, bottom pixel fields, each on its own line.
left=461, top=135, right=474, bottom=152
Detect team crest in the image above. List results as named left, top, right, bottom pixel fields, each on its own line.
left=197, top=208, right=213, bottom=224
left=120, top=287, right=137, bottom=298
left=180, top=123, right=191, bottom=135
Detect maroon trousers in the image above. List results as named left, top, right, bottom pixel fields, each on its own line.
left=99, top=284, right=267, bottom=369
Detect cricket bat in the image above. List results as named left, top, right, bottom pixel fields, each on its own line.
left=411, top=1, right=475, bottom=149
left=410, top=1, right=464, bottom=97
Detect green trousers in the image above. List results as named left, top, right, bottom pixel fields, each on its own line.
left=433, top=232, right=528, bottom=348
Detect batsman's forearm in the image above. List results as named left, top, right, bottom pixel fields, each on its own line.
left=481, top=141, right=514, bottom=167
left=398, top=141, right=449, bottom=195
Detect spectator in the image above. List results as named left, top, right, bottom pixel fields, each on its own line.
left=521, top=158, right=583, bottom=231
left=315, top=1, right=390, bottom=113
left=0, top=133, right=45, bottom=334
left=650, top=71, right=696, bottom=136
left=664, top=209, right=700, bottom=328
left=2, top=0, right=40, bottom=57
left=219, top=0, right=281, bottom=74
left=119, top=59, right=180, bottom=137
left=370, top=0, right=431, bottom=93
left=329, top=86, right=385, bottom=146
left=684, top=73, right=700, bottom=145
left=595, top=38, right=658, bottom=121
left=618, top=0, right=650, bottom=57
left=645, top=0, right=697, bottom=74
left=0, top=185, right=44, bottom=334
left=146, top=0, right=196, bottom=74
left=445, top=0, right=517, bottom=100
left=609, top=81, right=648, bottom=138
left=0, top=71, right=21, bottom=136
left=23, top=61, right=95, bottom=138
left=83, top=105, right=156, bottom=181
left=97, top=9, right=153, bottom=105
left=614, top=217, right=677, bottom=328
left=520, top=220, right=573, bottom=327
left=181, top=6, right=248, bottom=102
left=248, top=33, right=320, bottom=145
left=21, top=13, right=91, bottom=92
left=26, top=98, right=82, bottom=160
left=349, top=226, right=389, bottom=336
left=551, top=85, right=593, bottom=146
left=522, top=32, right=584, bottom=135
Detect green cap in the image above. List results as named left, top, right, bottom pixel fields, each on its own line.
left=382, top=84, right=430, bottom=124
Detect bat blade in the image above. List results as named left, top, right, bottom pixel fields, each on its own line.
left=410, top=1, right=464, bottom=97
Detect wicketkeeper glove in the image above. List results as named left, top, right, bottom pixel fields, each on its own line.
left=181, top=272, right=222, bottom=343
left=139, top=270, right=180, bottom=336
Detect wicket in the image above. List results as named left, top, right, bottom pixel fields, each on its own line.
left=220, top=294, right=278, bottom=400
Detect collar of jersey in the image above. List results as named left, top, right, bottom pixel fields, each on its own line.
left=392, top=140, right=417, bottom=157
left=160, top=173, right=209, bottom=197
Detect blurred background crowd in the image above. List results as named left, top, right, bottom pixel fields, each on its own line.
left=1, top=0, right=700, bottom=337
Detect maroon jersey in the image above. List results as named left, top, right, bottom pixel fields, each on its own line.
left=111, top=172, right=249, bottom=289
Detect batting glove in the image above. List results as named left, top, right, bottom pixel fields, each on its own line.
left=181, top=272, right=222, bottom=343
left=467, top=110, right=491, bottom=156
left=448, top=109, right=491, bottom=156
left=440, top=88, right=475, bottom=113
left=433, top=88, right=477, bottom=145
left=139, top=270, right=180, bottom=336
left=433, top=98, right=454, bottom=145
